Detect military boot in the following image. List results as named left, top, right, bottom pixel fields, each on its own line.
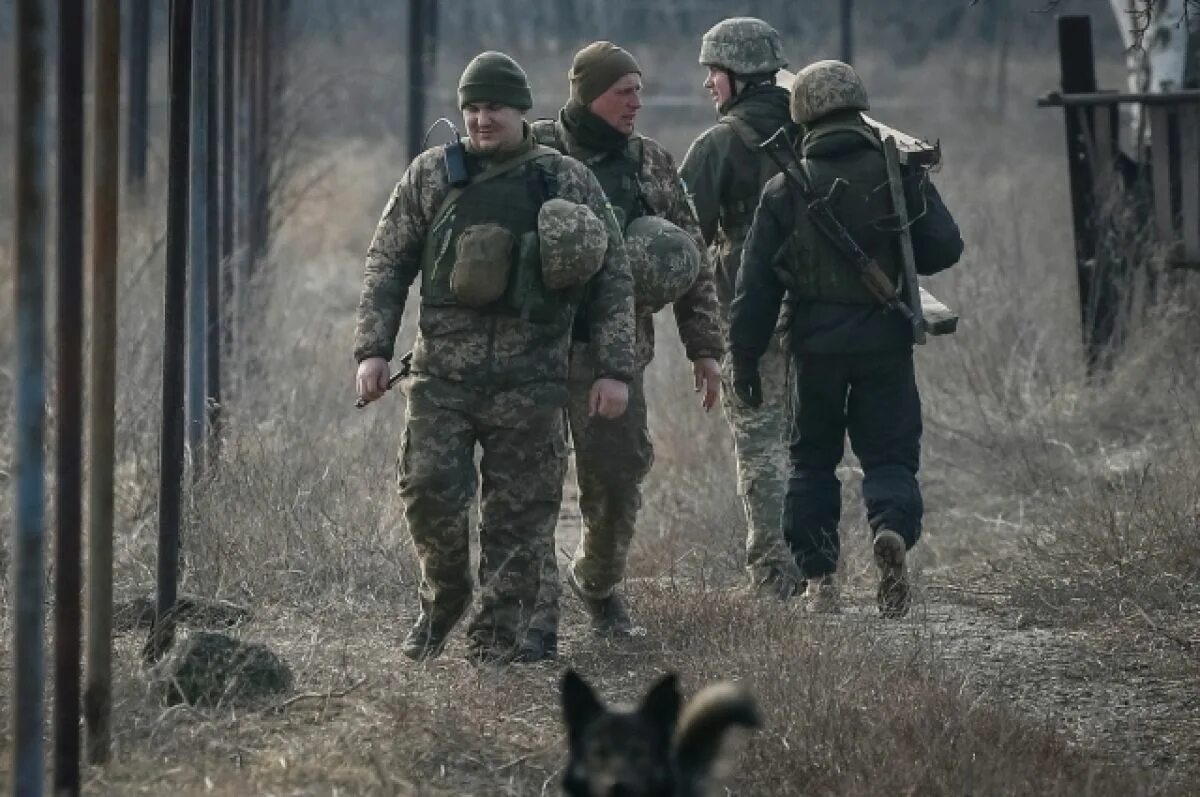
left=566, top=565, right=638, bottom=637
left=801, top=574, right=840, bottom=615
left=750, top=560, right=804, bottom=601
left=466, top=637, right=518, bottom=666
left=401, top=600, right=467, bottom=662
left=873, top=529, right=911, bottom=619
left=513, top=628, right=558, bottom=663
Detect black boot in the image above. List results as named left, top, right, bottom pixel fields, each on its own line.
left=513, top=628, right=558, bottom=663
left=401, top=611, right=454, bottom=661
left=567, top=567, right=638, bottom=637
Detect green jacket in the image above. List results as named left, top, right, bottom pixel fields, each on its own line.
left=354, top=128, right=637, bottom=403
left=680, top=84, right=795, bottom=308
left=533, top=114, right=725, bottom=368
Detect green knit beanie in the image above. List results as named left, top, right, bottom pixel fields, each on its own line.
left=568, top=41, right=641, bottom=105
left=458, top=51, right=533, bottom=110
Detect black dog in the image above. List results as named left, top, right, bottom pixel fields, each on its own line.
left=561, top=669, right=761, bottom=796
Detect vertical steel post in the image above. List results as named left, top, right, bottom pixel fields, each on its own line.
left=127, top=0, right=152, bottom=193
left=12, top=0, right=49, bottom=791
left=1057, top=16, right=1115, bottom=369
left=207, top=0, right=223, bottom=466
left=220, top=0, right=236, bottom=398
left=148, top=0, right=195, bottom=663
left=407, top=0, right=427, bottom=162
left=254, top=0, right=274, bottom=260
left=55, top=0, right=86, bottom=791
left=86, top=0, right=121, bottom=766
left=188, top=0, right=213, bottom=476
left=840, top=0, right=854, bottom=65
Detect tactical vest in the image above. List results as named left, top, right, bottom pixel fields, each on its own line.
left=420, top=148, right=569, bottom=324
left=712, top=115, right=782, bottom=304
left=534, top=121, right=649, bottom=230
left=782, top=125, right=904, bottom=305
left=716, top=115, right=779, bottom=240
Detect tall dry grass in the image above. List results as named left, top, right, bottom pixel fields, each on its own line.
left=1, top=12, right=1198, bottom=793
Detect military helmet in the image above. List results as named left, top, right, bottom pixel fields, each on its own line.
left=789, top=59, right=869, bottom=124
left=624, top=216, right=701, bottom=312
left=699, top=17, right=787, bottom=75
left=538, top=198, right=608, bottom=291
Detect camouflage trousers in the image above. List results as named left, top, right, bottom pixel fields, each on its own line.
left=528, top=350, right=653, bottom=634
left=398, top=376, right=568, bottom=648
left=720, top=337, right=798, bottom=582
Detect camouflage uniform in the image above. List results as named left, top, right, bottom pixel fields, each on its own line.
left=355, top=127, right=636, bottom=658
left=680, top=18, right=802, bottom=593
left=526, top=102, right=724, bottom=638
left=730, top=62, right=963, bottom=614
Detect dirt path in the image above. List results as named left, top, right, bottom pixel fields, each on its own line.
left=870, top=588, right=1200, bottom=779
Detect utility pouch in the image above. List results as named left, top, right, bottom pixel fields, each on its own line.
left=449, top=223, right=515, bottom=307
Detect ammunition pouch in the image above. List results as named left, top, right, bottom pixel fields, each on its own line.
left=449, top=223, right=515, bottom=307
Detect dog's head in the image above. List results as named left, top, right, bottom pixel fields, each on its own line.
left=561, top=669, right=681, bottom=797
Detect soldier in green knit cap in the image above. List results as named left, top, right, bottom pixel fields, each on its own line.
left=520, top=41, right=725, bottom=662
left=354, top=51, right=636, bottom=664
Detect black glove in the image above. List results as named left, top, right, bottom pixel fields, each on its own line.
left=731, top=355, right=763, bottom=409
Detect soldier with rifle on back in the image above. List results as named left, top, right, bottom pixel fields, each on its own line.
left=730, top=60, right=964, bottom=616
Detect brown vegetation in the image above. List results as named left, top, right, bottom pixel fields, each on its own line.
left=1, top=10, right=1198, bottom=795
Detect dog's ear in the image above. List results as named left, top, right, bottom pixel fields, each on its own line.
left=562, top=669, right=604, bottom=738
left=638, top=672, right=682, bottom=735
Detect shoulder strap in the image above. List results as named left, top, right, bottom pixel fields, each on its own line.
left=720, top=115, right=764, bottom=150
left=720, top=116, right=781, bottom=215
left=429, top=145, right=559, bottom=230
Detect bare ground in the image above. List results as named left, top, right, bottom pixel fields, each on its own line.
left=3, top=510, right=1196, bottom=795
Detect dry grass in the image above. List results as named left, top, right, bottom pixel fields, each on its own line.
left=2, top=13, right=1200, bottom=796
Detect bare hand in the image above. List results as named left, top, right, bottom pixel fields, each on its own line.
left=588, top=378, right=629, bottom=419
left=692, top=357, right=721, bottom=412
left=356, top=357, right=390, bottom=404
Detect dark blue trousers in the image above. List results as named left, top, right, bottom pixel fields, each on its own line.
left=783, top=350, right=923, bottom=579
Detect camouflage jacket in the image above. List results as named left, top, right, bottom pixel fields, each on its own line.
left=353, top=130, right=637, bottom=401
left=680, top=84, right=794, bottom=310
left=532, top=116, right=725, bottom=368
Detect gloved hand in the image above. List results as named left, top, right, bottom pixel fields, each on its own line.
left=731, top=355, right=763, bottom=409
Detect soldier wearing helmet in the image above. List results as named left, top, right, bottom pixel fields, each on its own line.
left=730, top=60, right=964, bottom=616
left=680, top=17, right=805, bottom=599
left=517, top=41, right=726, bottom=662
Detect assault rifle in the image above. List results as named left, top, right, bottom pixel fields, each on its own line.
left=757, top=128, right=922, bottom=338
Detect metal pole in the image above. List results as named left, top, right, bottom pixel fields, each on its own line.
left=840, top=0, right=854, bottom=65
left=237, top=0, right=255, bottom=364
left=12, top=0, right=49, bottom=792
left=86, top=0, right=121, bottom=766
left=254, top=0, right=274, bottom=260
left=188, top=0, right=213, bottom=477
left=207, top=0, right=223, bottom=467
left=245, top=0, right=260, bottom=275
left=127, top=0, right=151, bottom=193
left=147, top=0, right=195, bottom=663
left=220, top=0, right=236, bottom=400
left=1057, top=16, right=1110, bottom=369
left=55, top=0, right=86, bottom=791
left=407, top=0, right=428, bottom=162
